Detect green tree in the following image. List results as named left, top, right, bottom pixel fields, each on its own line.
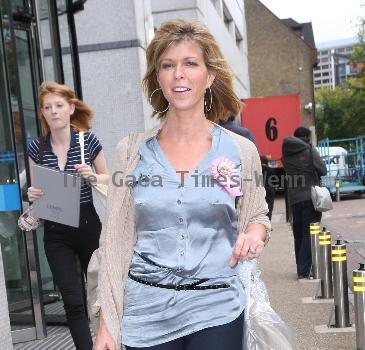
left=349, top=18, right=365, bottom=91
left=351, top=18, right=365, bottom=64
left=315, top=87, right=365, bottom=140
left=315, top=14, right=365, bottom=141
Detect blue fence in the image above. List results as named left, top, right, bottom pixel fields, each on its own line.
left=318, top=136, right=365, bottom=194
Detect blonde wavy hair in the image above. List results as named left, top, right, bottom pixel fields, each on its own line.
left=38, top=81, right=94, bottom=134
left=142, top=19, right=242, bottom=121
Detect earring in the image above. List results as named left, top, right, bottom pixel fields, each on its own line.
left=149, top=88, right=169, bottom=114
left=204, top=87, right=212, bottom=112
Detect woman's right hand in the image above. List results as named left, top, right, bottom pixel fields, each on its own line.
left=27, top=187, right=44, bottom=202
left=93, top=324, right=116, bottom=350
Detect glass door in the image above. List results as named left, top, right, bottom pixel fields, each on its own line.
left=0, top=0, right=87, bottom=344
left=0, top=0, right=46, bottom=343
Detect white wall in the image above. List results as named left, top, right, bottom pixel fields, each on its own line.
left=206, top=0, right=250, bottom=98
left=74, top=0, right=154, bottom=168
left=74, top=0, right=155, bottom=216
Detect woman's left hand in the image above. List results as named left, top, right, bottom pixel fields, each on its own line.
left=74, top=163, right=97, bottom=184
left=229, top=224, right=267, bottom=267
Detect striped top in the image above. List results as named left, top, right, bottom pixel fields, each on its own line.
left=28, top=129, right=102, bottom=204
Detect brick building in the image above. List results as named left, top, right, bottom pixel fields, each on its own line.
left=244, top=0, right=318, bottom=127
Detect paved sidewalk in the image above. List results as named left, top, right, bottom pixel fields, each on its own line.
left=321, top=195, right=365, bottom=291
left=261, top=197, right=356, bottom=350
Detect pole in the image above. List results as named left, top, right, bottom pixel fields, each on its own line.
left=319, top=228, right=333, bottom=299
left=332, top=240, right=350, bottom=327
left=47, top=0, right=65, bottom=83
left=336, top=180, right=340, bottom=202
left=310, top=222, right=321, bottom=279
left=354, top=263, right=365, bottom=350
left=66, top=0, right=83, bottom=99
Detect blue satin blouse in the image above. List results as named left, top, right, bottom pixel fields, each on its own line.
left=121, top=126, right=246, bottom=347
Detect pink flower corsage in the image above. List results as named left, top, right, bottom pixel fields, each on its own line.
left=210, top=157, right=242, bottom=196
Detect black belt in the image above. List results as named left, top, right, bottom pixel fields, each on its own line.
left=130, top=253, right=230, bottom=291
left=128, top=271, right=230, bottom=291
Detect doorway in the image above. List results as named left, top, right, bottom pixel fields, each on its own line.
left=0, top=0, right=47, bottom=343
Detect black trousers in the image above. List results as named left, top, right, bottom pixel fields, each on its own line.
left=44, top=203, right=101, bottom=350
left=126, top=311, right=244, bottom=350
left=291, top=200, right=321, bottom=277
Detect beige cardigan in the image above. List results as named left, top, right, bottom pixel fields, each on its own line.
left=87, top=123, right=271, bottom=349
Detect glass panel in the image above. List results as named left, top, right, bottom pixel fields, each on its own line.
left=14, top=29, right=38, bottom=143
left=0, top=8, right=35, bottom=330
left=35, top=1, right=65, bottom=297
left=37, top=0, right=55, bottom=81
left=13, top=27, right=56, bottom=299
left=56, top=0, right=74, bottom=90
left=58, top=11, right=74, bottom=89
left=37, top=0, right=78, bottom=89
left=11, top=0, right=32, bottom=16
left=57, top=0, right=66, bottom=12
left=14, top=29, right=38, bottom=140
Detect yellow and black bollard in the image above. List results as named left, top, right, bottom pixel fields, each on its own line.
left=354, top=264, right=365, bottom=350
left=335, top=180, right=340, bottom=202
left=332, top=240, right=350, bottom=328
left=310, top=222, right=321, bottom=279
left=319, top=228, right=333, bottom=299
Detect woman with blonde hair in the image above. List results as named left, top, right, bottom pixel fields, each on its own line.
left=27, top=81, right=109, bottom=350
left=91, top=19, right=270, bottom=350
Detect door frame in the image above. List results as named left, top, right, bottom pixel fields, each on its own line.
left=2, top=0, right=47, bottom=342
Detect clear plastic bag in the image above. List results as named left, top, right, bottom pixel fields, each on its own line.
left=239, top=260, right=297, bottom=350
